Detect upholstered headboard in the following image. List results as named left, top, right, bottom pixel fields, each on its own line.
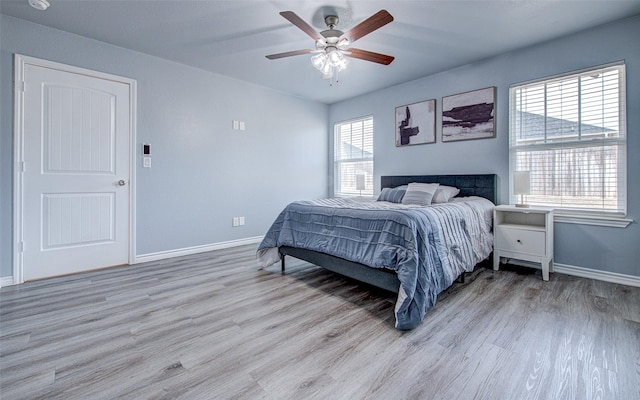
left=381, top=174, right=497, bottom=204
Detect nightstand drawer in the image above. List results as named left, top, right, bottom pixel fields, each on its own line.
left=495, top=226, right=546, bottom=255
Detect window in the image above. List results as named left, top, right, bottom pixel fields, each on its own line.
left=509, top=62, right=627, bottom=220
left=334, top=116, right=373, bottom=197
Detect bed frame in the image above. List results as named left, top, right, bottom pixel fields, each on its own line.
left=279, top=174, right=497, bottom=293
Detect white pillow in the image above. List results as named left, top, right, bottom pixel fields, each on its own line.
left=401, top=183, right=440, bottom=206
left=432, top=185, right=461, bottom=203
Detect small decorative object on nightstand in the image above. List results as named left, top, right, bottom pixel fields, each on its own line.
left=493, top=205, right=554, bottom=281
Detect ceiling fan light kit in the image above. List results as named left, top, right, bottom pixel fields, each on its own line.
left=266, top=9, right=395, bottom=85
left=311, top=46, right=348, bottom=82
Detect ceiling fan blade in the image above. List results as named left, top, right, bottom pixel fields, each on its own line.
left=341, top=10, right=393, bottom=43
left=280, top=11, right=323, bottom=41
left=265, top=49, right=314, bottom=60
left=345, top=48, right=395, bottom=65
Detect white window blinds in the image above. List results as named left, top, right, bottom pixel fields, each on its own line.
left=509, top=62, right=627, bottom=215
left=334, top=116, right=374, bottom=197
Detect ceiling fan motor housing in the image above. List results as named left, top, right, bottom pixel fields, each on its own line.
left=321, top=29, right=343, bottom=38
left=321, top=15, right=343, bottom=44
left=324, top=15, right=339, bottom=29
left=318, top=16, right=346, bottom=50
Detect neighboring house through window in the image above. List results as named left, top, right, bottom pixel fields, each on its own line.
left=509, top=62, right=628, bottom=225
left=334, top=116, right=373, bottom=197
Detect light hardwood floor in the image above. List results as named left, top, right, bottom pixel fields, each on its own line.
left=1, top=245, right=639, bottom=399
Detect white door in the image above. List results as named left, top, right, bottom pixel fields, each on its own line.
left=17, top=57, right=134, bottom=281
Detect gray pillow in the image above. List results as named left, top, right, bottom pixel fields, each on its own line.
left=401, top=183, right=440, bottom=206
left=377, top=187, right=407, bottom=203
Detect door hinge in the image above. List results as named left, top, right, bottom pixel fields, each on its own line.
left=20, top=161, right=25, bottom=172
left=18, top=80, right=25, bottom=92
left=18, top=242, right=24, bottom=253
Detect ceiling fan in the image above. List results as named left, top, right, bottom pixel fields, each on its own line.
left=266, top=10, right=394, bottom=82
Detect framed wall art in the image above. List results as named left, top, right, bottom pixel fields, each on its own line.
left=395, top=99, right=436, bottom=146
left=442, top=86, right=495, bottom=142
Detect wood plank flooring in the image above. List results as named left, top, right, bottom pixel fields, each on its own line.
left=1, top=245, right=639, bottom=399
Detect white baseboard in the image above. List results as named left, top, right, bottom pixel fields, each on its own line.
left=0, top=276, right=14, bottom=288
left=134, top=236, right=264, bottom=264
left=553, top=263, right=640, bottom=287
left=506, top=259, right=640, bottom=287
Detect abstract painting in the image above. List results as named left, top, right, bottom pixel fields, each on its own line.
left=442, top=87, right=495, bottom=142
left=395, top=99, right=436, bottom=146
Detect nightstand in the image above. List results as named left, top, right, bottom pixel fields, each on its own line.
left=493, top=205, right=554, bottom=281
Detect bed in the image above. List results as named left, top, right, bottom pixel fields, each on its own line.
left=257, top=174, right=496, bottom=330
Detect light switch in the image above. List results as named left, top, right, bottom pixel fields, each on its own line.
left=143, top=157, right=151, bottom=168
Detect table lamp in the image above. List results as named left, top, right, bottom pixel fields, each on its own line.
left=513, top=171, right=530, bottom=208
left=356, top=174, right=365, bottom=197
left=513, top=171, right=531, bottom=207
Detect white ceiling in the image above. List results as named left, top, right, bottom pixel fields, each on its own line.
left=2, top=0, right=639, bottom=104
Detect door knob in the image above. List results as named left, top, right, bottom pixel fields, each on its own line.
left=118, top=180, right=126, bottom=186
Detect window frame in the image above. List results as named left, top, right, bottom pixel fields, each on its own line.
left=508, top=61, right=631, bottom=227
left=333, top=115, right=374, bottom=197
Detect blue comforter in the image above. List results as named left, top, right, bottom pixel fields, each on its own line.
left=256, top=197, right=493, bottom=330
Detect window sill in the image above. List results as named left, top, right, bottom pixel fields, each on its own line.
left=553, top=212, right=633, bottom=228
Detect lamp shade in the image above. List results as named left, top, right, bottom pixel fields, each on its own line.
left=28, top=0, right=50, bottom=10
left=355, top=174, right=365, bottom=191
left=311, top=53, right=327, bottom=71
left=513, top=171, right=531, bottom=195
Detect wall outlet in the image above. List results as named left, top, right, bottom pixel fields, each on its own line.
left=232, top=120, right=246, bottom=131
left=232, top=216, right=245, bottom=227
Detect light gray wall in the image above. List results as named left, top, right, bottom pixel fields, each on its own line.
left=0, top=15, right=329, bottom=277
left=2, top=14, right=638, bottom=280
left=329, top=15, right=640, bottom=277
